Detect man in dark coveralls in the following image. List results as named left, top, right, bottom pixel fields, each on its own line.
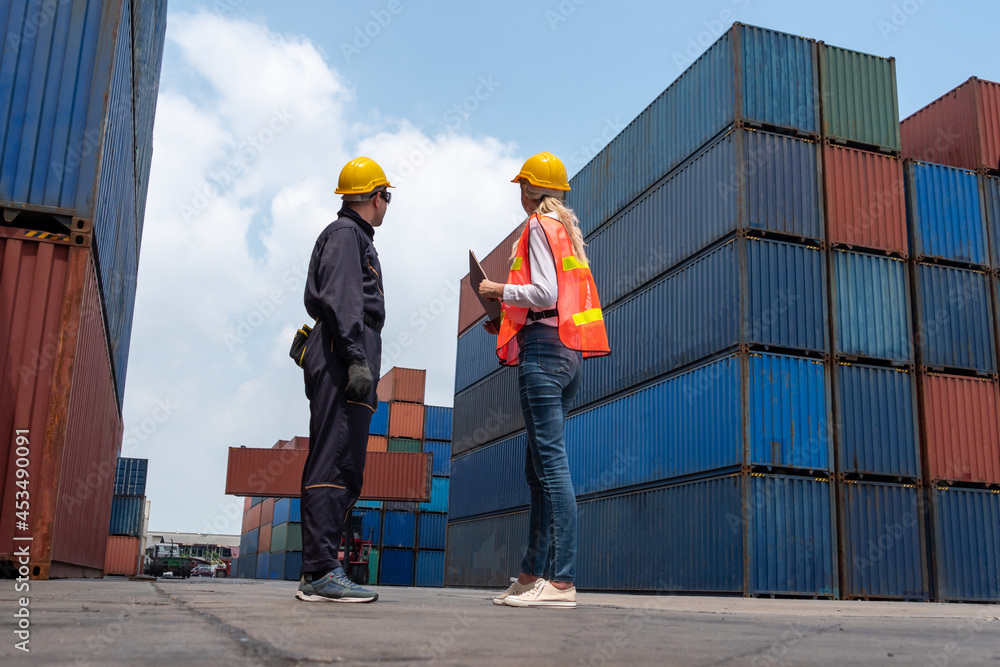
left=296, top=157, right=391, bottom=603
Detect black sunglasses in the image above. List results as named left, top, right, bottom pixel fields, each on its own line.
left=379, top=189, right=391, bottom=204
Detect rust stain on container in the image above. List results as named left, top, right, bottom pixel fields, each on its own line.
left=458, top=225, right=521, bottom=336
left=901, top=77, right=1000, bottom=172
left=368, top=435, right=388, bottom=452
left=377, top=367, right=427, bottom=404
left=824, top=143, right=908, bottom=255
left=260, top=498, right=274, bottom=526
left=921, top=373, right=1000, bottom=484
left=258, top=522, right=272, bottom=553
left=388, top=401, right=425, bottom=439
left=104, top=536, right=141, bottom=576
left=226, top=448, right=432, bottom=501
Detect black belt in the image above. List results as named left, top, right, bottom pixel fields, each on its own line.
left=364, top=312, right=384, bottom=333
left=527, top=308, right=558, bottom=322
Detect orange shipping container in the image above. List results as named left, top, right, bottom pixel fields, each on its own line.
left=243, top=497, right=251, bottom=512
left=388, top=402, right=425, bottom=439
left=283, top=436, right=309, bottom=450
left=377, top=367, right=427, bottom=404
left=458, top=225, right=521, bottom=336
left=245, top=503, right=262, bottom=531
left=260, top=498, right=275, bottom=526
left=258, top=523, right=272, bottom=553
left=104, top=536, right=141, bottom=577
left=921, top=373, right=1000, bottom=484
left=368, top=435, right=388, bottom=452
left=271, top=439, right=289, bottom=450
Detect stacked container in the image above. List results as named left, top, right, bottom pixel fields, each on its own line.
left=107, top=456, right=148, bottom=568
left=0, top=0, right=167, bottom=578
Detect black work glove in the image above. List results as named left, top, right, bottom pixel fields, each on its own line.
left=345, top=359, right=373, bottom=402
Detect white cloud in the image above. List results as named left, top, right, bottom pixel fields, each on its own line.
left=125, top=12, right=524, bottom=533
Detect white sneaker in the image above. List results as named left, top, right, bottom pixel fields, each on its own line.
left=503, top=579, right=577, bottom=608
left=492, top=577, right=537, bottom=605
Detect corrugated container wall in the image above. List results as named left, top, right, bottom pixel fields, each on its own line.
left=131, top=0, right=168, bottom=230
left=388, top=402, right=424, bottom=439
left=823, top=144, right=907, bottom=255
left=901, top=77, right=1000, bottom=173
left=380, top=548, right=415, bottom=586
left=819, top=44, right=900, bottom=151
left=382, top=511, right=416, bottom=548
left=929, top=487, right=1000, bottom=602
left=115, top=458, right=148, bottom=495
left=108, top=496, right=144, bottom=537
left=446, top=512, right=529, bottom=587
left=272, top=498, right=300, bottom=526
left=415, top=550, right=445, bottom=587
left=905, top=161, right=988, bottom=266
left=388, top=438, right=421, bottom=453
left=255, top=552, right=269, bottom=579
left=370, top=401, right=389, bottom=436
left=830, top=251, right=912, bottom=362
left=920, top=374, right=1000, bottom=484
left=983, top=174, right=1000, bottom=269
left=424, top=440, right=451, bottom=477
left=104, top=536, right=141, bottom=576
left=377, top=367, right=426, bottom=404
left=418, top=513, right=447, bottom=550
left=423, top=406, right=453, bottom=441
left=367, top=435, right=388, bottom=452
left=913, top=264, right=995, bottom=373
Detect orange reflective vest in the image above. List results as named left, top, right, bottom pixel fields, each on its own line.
left=497, top=213, right=611, bottom=365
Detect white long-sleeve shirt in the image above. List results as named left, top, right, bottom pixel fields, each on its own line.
left=502, top=215, right=559, bottom=327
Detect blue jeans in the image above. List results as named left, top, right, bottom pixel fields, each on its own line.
left=517, top=325, right=582, bottom=583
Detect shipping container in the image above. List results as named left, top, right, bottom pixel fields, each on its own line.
left=418, top=513, right=447, bottom=550
left=388, top=402, right=425, bottom=440
left=260, top=498, right=274, bottom=526
left=454, top=322, right=504, bottom=394
left=244, top=503, right=261, bottom=532
left=818, top=44, right=900, bottom=151
left=377, top=367, right=426, bottom=404
left=913, top=263, right=995, bottom=373
left=354, top=500, right=383, bottom=510
left=446, top=511, right=529, bottom=587
left=108, top=495, right=144, bottom=536
left=419, top=477, right=450, bottom=514
left=380, top=548, right=415, bottom=586
left=367, top=435, right=388, bottom=452
left=368, top=547, right=379, bottom=585
left=370, top=401, right=389, bottom=436
left=984, top=174, right=1000, bottom=269
left=450, top=433, right=529, bottom=521
left=457, top=225, right=521, bottom=336
left=244, top=528, right=259, bottom=556
left=225, top=449, right=432, bottom=501
left=388, top=438, right=422, bottom=453
left=920, top=374, right=1000, bottom=484
left=237, top=553, right=256, bottom=579
left=834, top=363, right=920, bottom=478
left=839, top=481, right=928, bottom=599
left=905, top=161, right=988, bottom=266
left=901, top=77, right=1000, bottom=173
left=269, top=550, right=302, bottom=581
left=382, top=512, right=416, bottom=548
left=256, top=551, right=270, bottom=579
left=258, top=523, right=272, bottom=554
left=928, top=486, right=1000, bottom=602
left=251, top=497, right=263, bottom=507
left=566, top=24, right=819, bottom=237
left=114, top=458, right=148, bottom=496
left=266, top=550, right=285, bottom=580
left=831, top=251, right=913, bottom=362
left=424, top=441, right=452, bottom=477
left=823, top=144, right=907, bottom=255
left=352, top=508, right=382, bottom=545
left=272, top=498, right=300, bottom=526
left=282, top=436, right=309, bottom=450
left=384, top=501, right=417, bottom=512
left=104, top=536, right=141, bottom=576
left=131, top=0, right=168, bottom=230
left=269, top=522, right=302, bottom=553
left=452, top=365, right=522, bottom=457
left=424, top=406, right=453, bottom=441
left=415, top=550, right=445, bottom=587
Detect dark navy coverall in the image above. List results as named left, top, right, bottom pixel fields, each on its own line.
left=301, top=206, right=384, bottom=574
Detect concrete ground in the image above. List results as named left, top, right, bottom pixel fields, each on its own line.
left=1, top=578, right=998, bottom=666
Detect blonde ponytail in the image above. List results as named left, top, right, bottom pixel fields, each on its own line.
left=509, top=196, right=588, bottom=264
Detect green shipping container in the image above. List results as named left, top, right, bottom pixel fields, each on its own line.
left=270, top=522, right=303, bottom=552
left=369, top=547, right=379, bottom=585
left=388, top=438, right=422, bottom=453
left=819, top=43, right=900, bottom=152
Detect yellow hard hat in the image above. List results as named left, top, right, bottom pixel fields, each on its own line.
left=335, top=157, right=393, bottom=196
left=511, top=152, right=570, bottom=191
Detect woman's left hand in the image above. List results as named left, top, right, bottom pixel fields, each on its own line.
left=478, top=279, right=505, bottom=300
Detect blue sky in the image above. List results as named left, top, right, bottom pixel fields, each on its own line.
left=130, top=0, right=1000, bottom=532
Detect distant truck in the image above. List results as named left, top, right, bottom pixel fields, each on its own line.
left=145, top=543, right=230, bottom=578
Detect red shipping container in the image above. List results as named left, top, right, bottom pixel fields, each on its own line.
left=0, top=236, right=122, bottom=579
left=388, top=401, right=425, bottom=439
left=823, top=143, right=908, bottom=256
left=377, top=367, right=426, bottom=404
left=368, top=435, right=388, bottom=452
left=260, top=498, right=274, bottom=526
left=225, top=448, right=432, bottom=500
left=245, top=503, right=262, bottom=531
left=901, top=77, right=1000, bottom=173
left=921, top=373, right=1000, bottom=484
left=258, top=523, right=272, bottom=553
left=271, top=439, right=289, bottom=450
left=284, top=436, right=309, bottom=450
left=104, top=536, right=141, bottom=576
left=458, top=225, right=521, bottom=336
left=243, top=497, right=251, bottom=512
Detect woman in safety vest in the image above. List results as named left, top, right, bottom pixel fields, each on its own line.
left=479, top=152, right=610, bottom=608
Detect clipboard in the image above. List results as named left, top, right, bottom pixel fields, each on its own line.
left=470, top=250, right=503, bottom=329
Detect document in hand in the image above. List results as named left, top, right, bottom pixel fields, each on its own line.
left=469, top=250, right=503, bottom=328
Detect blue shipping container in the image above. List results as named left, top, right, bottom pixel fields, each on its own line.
left=454, top=322, right=503, bottom=394
left=281, top=551, right=303, bottom=581
left=419, top=477, right=450, bottom=514
left=929, top=486, right=1000, bottom=602
left=237, top=554, right=256, bottom=579
left=415, top=550, right=445, bottom=587
left=370, top=401, right=389, bottom=436
left=566, top=24, right=818, bottom=235
left=256, top=551, right=270, bottom=579
left=244, top=528, right=259, bottom=556
left=424, top=405, right=453, bottom=441
left=354, top=500, right=383, bottom=510
left=251, top=497, right=263, bottom=507
left=114, top=458, right=148, bottom=496
left=384, top=501, right=417, bottom=512
left=452, top=365, right=522, bottom=457
left=840, top=481, right=928, bottom=600
left=906, top=161, right=988, bottom=266
left=380, top=548, right=415, bottom=586
left=450, top=433, right=529, bottom=521
left=984, top=173, right=1000, bottom=270
left=831, top=251, right=913, bottom=362
left=351, top=508, right=382, bottom=545
left=913, top=264, right=996, bottom=372
left=418, top=513, right=447, bottom=550
left=835, top=364, right=920, bottom=478
left=446, top=511, right=530, bottom=587
left=272, top=498, right=301, bottom=526
left=424, top=441, right=452, bottom=477
left=108, top=495, right=144, bottom=536
left=382, top=512, right=416, bottom=548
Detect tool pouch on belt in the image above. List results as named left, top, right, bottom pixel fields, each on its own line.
left=289, top=323, right=313, bottom=368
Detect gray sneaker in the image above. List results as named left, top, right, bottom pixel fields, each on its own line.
left=295, top=567, right=378, bottom=603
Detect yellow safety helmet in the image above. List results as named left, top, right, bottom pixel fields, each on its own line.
left=335, top=157, right=393, bottom=197
left=511, top=152, right=570, bottom=191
